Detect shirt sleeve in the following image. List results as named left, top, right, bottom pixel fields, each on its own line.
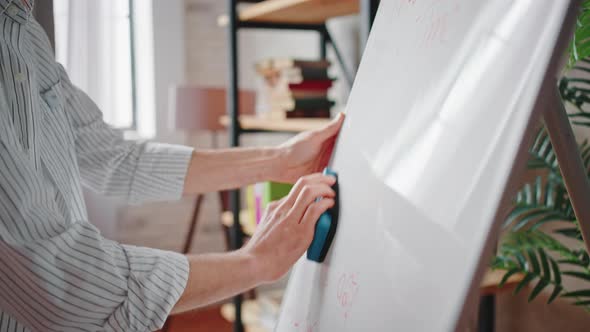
left=0, top=87, right=190, bottom=331
left=56, top=65, right=194, bottom=205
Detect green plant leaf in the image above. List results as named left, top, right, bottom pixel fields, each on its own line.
left=548, top=285, right=563, bottom=304
left=499, top=268, right=521, bottom=288
left=515, top=252, right=528, bottom=270
left=551, top=259, right=562, bottom=285
left=563, top=289, right=590, bottom=298
left=514, top=209, right=559, bottom=231
left=538, top=248, right=551, bottom=278
left=514, top=273, right=536, bottom=295
left=558, top=259, right=589, bottom=268
left=530, top=212, right=570, bottom=230
left=527, top=249, right=541, bottom=274
left=529, top=279, right=550, bottom=302
left=554, top=227, right=583, bottom=241
left=574, top=300, right=590, bottom=306
left=563, top=271, right=590, bottom=282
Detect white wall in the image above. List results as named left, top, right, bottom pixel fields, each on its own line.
left=152, top=0, right=187, bottom=144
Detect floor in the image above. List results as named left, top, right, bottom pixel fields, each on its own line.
left=161, top=306, right=232, bottom=332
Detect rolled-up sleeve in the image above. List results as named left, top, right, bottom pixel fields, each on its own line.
left=57, top=65, right=194, bottom=204
left=0, top=130, right=189, bottom=331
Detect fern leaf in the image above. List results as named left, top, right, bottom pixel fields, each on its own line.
left=562, top=289, right=590, bottom=298
left=554, top=227, right=584, bottom=241
left=527, top=249, right=541, bottom=274
left=514, top=273, right=536, bottom=295
left=538, top=248, right=551, bottom=278
left=562, top=271, right=590, bottom=282
left=498, top=268, right=522, bottom=288
left=548, top=285, right=563, bottom=304
left=529, top=279, right=550, bottom=302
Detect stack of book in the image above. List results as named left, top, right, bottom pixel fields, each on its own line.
left=256, top=58, right=334, bottom=119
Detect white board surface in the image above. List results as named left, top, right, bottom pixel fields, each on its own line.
left=276, top=0, right=573, bottom=331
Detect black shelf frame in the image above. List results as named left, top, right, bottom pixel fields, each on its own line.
left=224, top=1, right=379, bottom=331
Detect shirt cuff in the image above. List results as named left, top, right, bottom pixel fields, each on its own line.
left=129, top=143, right=194, bottom=204
left=105, top=242, right=190, bottom=331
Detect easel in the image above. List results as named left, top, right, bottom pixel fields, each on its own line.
left=477, top=86, right=590, bottom=332
left=545, top=88, right=590, bottom=248
left=455, top=1, right=590, bottom=331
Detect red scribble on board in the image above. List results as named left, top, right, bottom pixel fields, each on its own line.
left=292, top=320, right=318, bottom=332
left=394, top=0, right=416, bottom=15
left=336, top=272, right=359, bottom=319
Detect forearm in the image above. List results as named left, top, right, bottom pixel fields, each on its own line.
left=183, top=147, right=285, bottom=194
left=171, top=250, right=261, bottom=314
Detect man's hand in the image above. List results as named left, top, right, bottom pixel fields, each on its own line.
left=172, top=173, right=335, bottom=314
left=243, top=173, right=336, bottom=282
left=273, top=113, right=345, bottom=183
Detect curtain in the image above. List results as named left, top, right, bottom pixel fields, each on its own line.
left=54, top=0, right=134, bottom=128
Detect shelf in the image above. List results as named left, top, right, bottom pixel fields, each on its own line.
left=218, top=0, right=359, bottom=26
left=480, top=269, right=525, bottom=295
left=220, top=115, right=330, bottom=133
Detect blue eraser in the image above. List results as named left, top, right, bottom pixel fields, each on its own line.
left=307, top=168, right=339, bottom=262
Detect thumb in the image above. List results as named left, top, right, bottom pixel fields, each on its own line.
left=314, top=112, right=345, bottom=140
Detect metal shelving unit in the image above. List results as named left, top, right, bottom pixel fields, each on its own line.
left=224, top=1, right=379, bottom=331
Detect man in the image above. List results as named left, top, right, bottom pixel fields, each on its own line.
left=0, top=1, right=345, bottom=331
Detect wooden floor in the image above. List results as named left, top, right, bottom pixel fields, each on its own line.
left=161, top=306, right=232, bottom=332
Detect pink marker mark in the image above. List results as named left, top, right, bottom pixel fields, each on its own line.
left=336, top=272, right=360, bottom=319
left=306, top=321, right=318, bottom=332
left=292, top=320, right=318, bottom=332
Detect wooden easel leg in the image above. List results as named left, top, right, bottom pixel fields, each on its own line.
left=544, top=87, right=590, bottom=254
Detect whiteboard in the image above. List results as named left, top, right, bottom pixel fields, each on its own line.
left=276, top=0, right=575, bottom=331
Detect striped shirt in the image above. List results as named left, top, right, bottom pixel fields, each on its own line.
left=0, top=1, right=194, bottom=331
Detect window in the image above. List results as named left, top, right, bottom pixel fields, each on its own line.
left=53, top=0, right=137, bottom=130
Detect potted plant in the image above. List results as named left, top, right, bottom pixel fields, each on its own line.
left=492, top=0, right=590, bottom=309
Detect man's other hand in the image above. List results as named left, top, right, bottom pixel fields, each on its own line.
left=273, top=113, right=345, bottom=183
left=242, top=173, right=336, bottom=283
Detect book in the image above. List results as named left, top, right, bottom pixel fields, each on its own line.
left=270, top=90, right=329, bottom=100
left=266, top=109, right=331, bottom=120
left=288, top=80, right=334, bottom=91
left=259, top=66, right=330, bottom=84
left=255, top=58, right=335, bottom=116
left=270, top=97, right=335, bottom=112
left=256, top=58, right=330, bottom=72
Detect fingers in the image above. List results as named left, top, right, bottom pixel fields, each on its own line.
left=281, top=173, right=336, bottom=208
left=314, top=112, right=345, bottom=140
left=286, top=183, right=335, bottom=223
left=300, top=198, right=335, bottom=237
left=259, top=197, right=286, bottom=225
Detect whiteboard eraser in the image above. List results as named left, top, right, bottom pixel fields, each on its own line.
left=307, top=168, right=339, bottom=263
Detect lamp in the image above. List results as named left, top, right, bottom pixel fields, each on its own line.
left=170, top=85, right=256, bottom=147
left=169, top=85, right=256, bottom=253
